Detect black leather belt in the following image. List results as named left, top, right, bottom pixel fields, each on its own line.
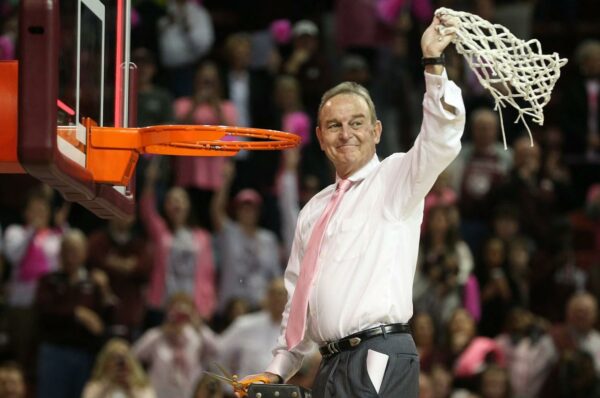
left=319, top=323, right=411, bottom=358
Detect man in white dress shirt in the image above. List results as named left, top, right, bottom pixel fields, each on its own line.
left=218, top=278, right=288, bottom=377
left=237, top=14, right=465, bottom=398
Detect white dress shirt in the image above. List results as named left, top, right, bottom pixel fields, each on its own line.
left=3, top=225, right=62, bottom=307
left=158, top=2, right=214, bottom=68
left=266, top=71, right=465, bottom=381
left=133, top=324, right=217, bottom=398
left=496, top=333, right=557, bottom=398
left=229, top=71, right=251, bottom=128
left=218, top=311, right=282, bottom=376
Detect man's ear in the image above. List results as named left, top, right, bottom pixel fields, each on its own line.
left=373, top=120, right=382, bottom=144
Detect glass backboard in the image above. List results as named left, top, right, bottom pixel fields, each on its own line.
left=18, top=0, right=135, bottom=218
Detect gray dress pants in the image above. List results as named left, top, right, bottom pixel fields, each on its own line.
left=312, top=332, right=419, bottom=398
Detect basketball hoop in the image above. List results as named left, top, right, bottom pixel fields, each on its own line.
left=66, top=119, right=301, bottom=185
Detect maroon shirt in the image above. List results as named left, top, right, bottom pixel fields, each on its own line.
left=87, top=229, right=151, bottom=334
left=35, top=270, right=112, bottom=352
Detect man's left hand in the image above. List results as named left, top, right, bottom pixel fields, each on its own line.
left=421, top=13, right=457, bottom=58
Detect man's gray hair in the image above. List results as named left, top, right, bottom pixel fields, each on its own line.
left=318, top=81, right=377, bottom=126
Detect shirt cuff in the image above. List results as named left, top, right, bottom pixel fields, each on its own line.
left=265, top=350, right=302, bottom=382
left=423, top=70, right=464, bottom=119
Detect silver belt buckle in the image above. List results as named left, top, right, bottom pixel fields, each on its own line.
left=324, top=336, right=362, bottom=356
left=326, top=342, right=339, bottom=355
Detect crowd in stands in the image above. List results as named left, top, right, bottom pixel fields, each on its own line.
left=0, top=0, right=599, bottom=397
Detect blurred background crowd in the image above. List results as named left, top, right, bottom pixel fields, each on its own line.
left=0, top=0, right=599, bottom=397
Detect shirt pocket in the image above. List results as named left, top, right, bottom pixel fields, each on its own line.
left=332, top=215, right=368, bottom=261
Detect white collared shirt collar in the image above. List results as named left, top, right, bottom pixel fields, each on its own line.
left=335, top=153, right=380, bottom=184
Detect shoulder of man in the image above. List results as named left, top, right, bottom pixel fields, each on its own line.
left=230, top=311, right=266, bottom=330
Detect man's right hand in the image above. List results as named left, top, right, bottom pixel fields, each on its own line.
left=234, top=372, right=281, bottom=397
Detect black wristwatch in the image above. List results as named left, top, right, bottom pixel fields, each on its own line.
left=421, top=54, right=445, bottom=67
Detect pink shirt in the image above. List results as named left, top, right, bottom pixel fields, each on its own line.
left=172, top=99, right=237, bottom=191
left=3, top=225, right=63, bottom=307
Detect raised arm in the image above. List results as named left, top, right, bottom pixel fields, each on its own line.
left=210, top=160, right=235, bottom=232
left=382, top=15, right=466, bottom=219
left=193, top=230, right=217, bottom=320
left=139, top=157, right=169, bottom=242
left=277, top=148, right=301, bottom=258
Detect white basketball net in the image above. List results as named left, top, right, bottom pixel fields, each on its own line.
left=435, top=7, right=568, bottom=148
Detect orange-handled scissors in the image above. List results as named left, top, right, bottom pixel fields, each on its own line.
left=204, top=364, right=273, bottom=397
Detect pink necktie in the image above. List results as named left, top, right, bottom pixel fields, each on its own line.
left=286, top=179, right=352, bottom=349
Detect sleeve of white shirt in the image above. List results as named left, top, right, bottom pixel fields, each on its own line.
left=217, top=319, right=244, bottom=373
left=3, top=225, right=34, bottom=265
left=199, top=324, right=219, bottom=365
left=264, top=216, right=313, bottom=382
left=382, top=71, right=466, bottom=219
left=186, top=4, right=214, bottom=58
left=132, top=328, right=161, bottom=364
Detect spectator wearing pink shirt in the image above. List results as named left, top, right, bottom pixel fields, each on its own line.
left=172, top=60, right=237, bottom=230
left=3, top=187, right=69, bottom=375
left=133, top=294, right=217, bottom=398
left=140, top=160, right=217, bottom=327
left=446, top=309, right=506, bottom=392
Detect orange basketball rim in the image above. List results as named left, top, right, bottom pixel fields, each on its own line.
left=57, top=118, right=301, bottom=186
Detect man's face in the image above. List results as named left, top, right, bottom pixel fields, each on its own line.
left=25, top=198, right=50, bottom=229
left=61, top=236, right=87, bottom=274
left=316, top=93, right=381, bottom=178
left=471, top=113, right=498, bottom=152
left=164, top=187, right=190, bottom=226
left=235, top=203, right=260, bottom=227
left=568, top=297, right=597, bottom=334
left=229, top=40, right=251, bottom=69
left=0, top=369, right=25, bottom=398
left=514, top=138, right=541, bottom=173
